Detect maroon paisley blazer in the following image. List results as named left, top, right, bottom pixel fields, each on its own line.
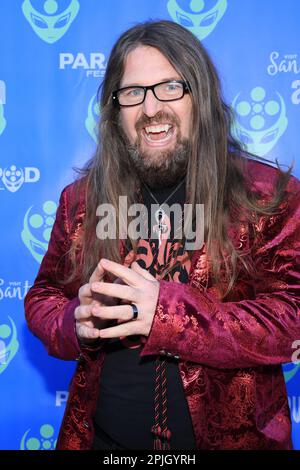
left=25, top=159, right=300, bottom=450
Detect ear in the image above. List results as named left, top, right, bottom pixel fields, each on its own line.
left=131, top=261, right=156, bottom=281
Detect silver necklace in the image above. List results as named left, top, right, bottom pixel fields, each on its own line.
left=142, top=178, right=185, bottom=247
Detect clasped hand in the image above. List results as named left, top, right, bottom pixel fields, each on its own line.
left=75, top=258, right=160, bottom=342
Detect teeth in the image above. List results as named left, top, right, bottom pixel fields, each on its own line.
left=145, top=124, right=172, bottom=134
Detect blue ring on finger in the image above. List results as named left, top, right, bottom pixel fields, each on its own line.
left=131, top=303, right=139, bottom=320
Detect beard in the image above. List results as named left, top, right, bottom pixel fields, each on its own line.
left=127, top=138, right=189, bottom=189
left=119, top=111, right=190, bottom=189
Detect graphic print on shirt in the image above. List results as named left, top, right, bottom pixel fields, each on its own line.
left=121, top=210, right=191, bottom=350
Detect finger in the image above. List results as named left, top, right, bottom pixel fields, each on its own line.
left=116, top=318, right=130, bottom=325
left=92, top=304, right=135, bottom=322
left=74, top=304, right=94, bottom=320
left=76, top=323, right=101, bottom=340
left=91, top=281, right=136, bottom=302
left=131, top=261, right=156, bottom=281
left=89, top=261, right=106, bottom=284
left=79, top=320, right=98, bottom=329
left=99, top=322, right=136, bottom=339
left=91, top=290, right=120, bottom=307
left=100, top=258, right=141, bottom=286
left=91, top=277, right=126, bottom=307
left=78, top=283, right=93, bottom=301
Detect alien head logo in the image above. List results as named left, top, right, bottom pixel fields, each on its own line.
left=1, top=165, right=25, bottom=192
left=85, top=94, right=100, bottom=143
left=232, top=86, right=288, bottom=157
left=167, top=0, right=227, bottom=40
left=0, top=317, right=19, bottom=374
left=283, top=362, right=300, bottom=383
left=22, top=0, right=80, bottom=44
left=20, top=424, right=57, bottom=450
left=0, top=80, right=7, bottom=135
left=21, top=200, right=57, bottom=263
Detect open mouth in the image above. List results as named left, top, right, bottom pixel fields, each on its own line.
left=141, top=123, right=174, bottom=144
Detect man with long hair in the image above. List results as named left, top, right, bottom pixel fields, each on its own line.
left=25, top=20, right=300, bottom=450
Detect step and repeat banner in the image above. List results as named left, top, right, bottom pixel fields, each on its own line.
left=0, top=0, right=299, bottom=450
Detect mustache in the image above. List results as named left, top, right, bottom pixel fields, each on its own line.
left=135, top=111, right=180, bottom=132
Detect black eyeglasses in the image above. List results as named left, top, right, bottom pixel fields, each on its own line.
left=112, top=80, right=190, bottom=107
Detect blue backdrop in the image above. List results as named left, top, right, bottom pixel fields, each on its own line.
left=0, top=0, right=299, bottom=450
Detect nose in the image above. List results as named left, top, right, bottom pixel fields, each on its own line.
left=142, top=89, right=163, bottom=117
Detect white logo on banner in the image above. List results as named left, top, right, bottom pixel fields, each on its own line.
left=267, top=51, right=300, bottom=105
left=0, top=279, right=31, bottom=301
left=55, top=391, right=69, bottom=406
left=59, top=52, right=107, bottom=77
left=0, top=165, right=40, bottom=192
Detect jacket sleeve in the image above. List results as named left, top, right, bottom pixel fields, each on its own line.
left=141, top=178, right=300, bottom=369
left=24, top=186, right=84, bottom=361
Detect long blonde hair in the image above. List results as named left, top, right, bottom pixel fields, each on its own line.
left=66, top=20, right=291, bottom=297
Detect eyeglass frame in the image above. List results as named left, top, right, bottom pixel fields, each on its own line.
left=112, top=79, right=191, bottom=107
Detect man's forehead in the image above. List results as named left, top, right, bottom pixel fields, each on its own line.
left=121, top=46, right=181, bottom=87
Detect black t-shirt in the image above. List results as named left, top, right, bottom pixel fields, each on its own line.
left=93, top=180, right=196, bottom=450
